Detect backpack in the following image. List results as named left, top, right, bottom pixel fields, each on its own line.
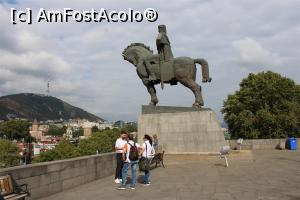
left=128, top=142, right=139, bottom=161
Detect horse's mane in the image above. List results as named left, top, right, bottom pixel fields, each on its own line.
left=122, top=43, right=153, bottom=55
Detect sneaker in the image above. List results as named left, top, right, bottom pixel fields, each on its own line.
left=143, top=183, right=151, bottom=186
left=115, top=179, right=120, bottom=184
left=118, top=186, right=126, bottom=190
left=129, top=186, right=136, bottom=190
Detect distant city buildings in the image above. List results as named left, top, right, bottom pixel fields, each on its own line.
left=5, top=117, right=136, bottom=157
left=28, top=118, right=117, bottom=140
left=114, top=120, right=125, bottom=128
left=98, top=122, right=114, bottom=130
left=29, top=119, right=46, bottom=141
left=83, top=123, right=92, bottom=138
left=63, top=127, right=73, bottom=140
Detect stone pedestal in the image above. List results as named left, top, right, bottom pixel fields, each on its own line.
left=138, top=105, right=226, bottom=154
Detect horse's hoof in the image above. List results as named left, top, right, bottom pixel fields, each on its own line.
left=192, top=103, right=203, bottom=108
left=192, top=104, right=199, bottom=108
left=150, top=99, right=158, bottom=106
left=202, top=78, right=212, bottom=83
left=149, top=102, right=156, bottom=106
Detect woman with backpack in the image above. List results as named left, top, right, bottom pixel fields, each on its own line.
left=118, top=133, right=140, bottom=190
left=141, top=134, right=155, bottom=186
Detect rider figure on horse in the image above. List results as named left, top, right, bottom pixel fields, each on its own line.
left=142, top=25, right=174, bottom=82
left=156, top=24, right=173, bottom=62
left=122, top=25, right=212, bottom=107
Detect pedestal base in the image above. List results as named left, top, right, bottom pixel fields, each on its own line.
left=138, top=105, right=227, bottom=154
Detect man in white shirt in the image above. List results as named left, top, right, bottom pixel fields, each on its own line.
left=118, top=134, right=140, bottom=190
left=114, top=131, right=127, bottom=184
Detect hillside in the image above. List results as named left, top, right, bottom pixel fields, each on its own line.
left=0, top=93, right=104, bottom=121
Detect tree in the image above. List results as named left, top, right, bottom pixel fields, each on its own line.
left=222, top=71, right=300, bottom=139
left=33, top=140, right=80, bottom=163
left=0, top=120, right=30, bottom=140
left=33, top=129, right=120, bottom=163
left=78, top=129, right=119, bottom=156
left=47, top=125, right=66, bottom=136
left=123, top=123, right=137, bottom=133
left=23, top=132, right=36, bottom=143
left=73, top=127, right=83, bottom=138
left=92, top=125, right=99, bottom=133
left=0, top=139, right=20, bottom=168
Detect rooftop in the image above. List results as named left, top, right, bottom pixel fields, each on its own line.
left=40, top=150, right=300, bottom=200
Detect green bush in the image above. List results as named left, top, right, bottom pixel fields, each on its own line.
left=78, top=130, right=119, bottom=155
left=122, top=123, right=137, bottom=133
left=33, top=129, right=120, bottom=163
left=0, top=139, right=20, bottom=168
left=73, top=127, right=83, bottom=138
left=33, top=140, right=80, bottom=163
left=47, top=125, right=66, bottom=136
left=0, top=120, right=30, bottom=140
left=222, top=71, right=300, bottom=139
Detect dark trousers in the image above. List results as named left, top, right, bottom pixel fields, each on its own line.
left=115, top=153, right=124, bottom=179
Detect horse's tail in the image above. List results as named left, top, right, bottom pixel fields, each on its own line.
left=194, top=58, right=212, bottom=83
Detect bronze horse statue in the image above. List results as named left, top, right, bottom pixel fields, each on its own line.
left=122, top=43, right=211, bottom=107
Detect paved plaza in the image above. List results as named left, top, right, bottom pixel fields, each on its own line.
left=40, top=150, right=300, bottom=200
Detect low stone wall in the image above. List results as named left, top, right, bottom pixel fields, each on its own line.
left=227, top=138, right=300, bottom=150
left=0, top=152, right=116, bottom=200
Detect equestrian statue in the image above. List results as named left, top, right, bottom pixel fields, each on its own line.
left=122, top=25, right=212, bottom=108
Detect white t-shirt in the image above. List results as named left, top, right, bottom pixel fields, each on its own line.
left=123, top=140, right=140, bottom=163
left=142, top=140, right=155, bottom=159
left=115, top=138, right=127, bottom=153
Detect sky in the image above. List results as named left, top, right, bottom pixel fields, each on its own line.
left=0, top=0, right=299, bottom=122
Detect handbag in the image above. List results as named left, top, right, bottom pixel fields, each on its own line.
left=139, top=157, right=150, bottom=171
left=139, top=143, right=150, bottom=171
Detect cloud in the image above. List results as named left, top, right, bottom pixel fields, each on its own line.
left=0, top=0, right=16, bottom=4
left=0, top=50, right=71, bottom=76
left=233, top=37, right=282, bottom=67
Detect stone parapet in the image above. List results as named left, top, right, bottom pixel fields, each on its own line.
left=0, top=153, right=116, bottom=200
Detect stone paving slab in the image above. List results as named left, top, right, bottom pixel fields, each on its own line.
left=40, top=150, right=300, bottom=200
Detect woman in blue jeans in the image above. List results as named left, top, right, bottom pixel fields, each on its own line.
left=118, top=134, right=140, bottom=190
left=141, top=134, right=155, bottom=185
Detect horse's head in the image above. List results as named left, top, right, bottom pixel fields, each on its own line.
left=122, top=43, right=153, bottom=67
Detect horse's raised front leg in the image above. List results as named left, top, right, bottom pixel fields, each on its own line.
left=178, top=78, right=204, bottom=108
left=144, top=82, right=158, bottom=106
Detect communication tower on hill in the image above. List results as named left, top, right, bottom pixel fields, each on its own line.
left=45, top=74, right=51, bottom=96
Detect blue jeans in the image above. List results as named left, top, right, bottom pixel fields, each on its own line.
left=143, top=170, right=150, bottom=184
left=121, top=161, right=138, bottom=187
